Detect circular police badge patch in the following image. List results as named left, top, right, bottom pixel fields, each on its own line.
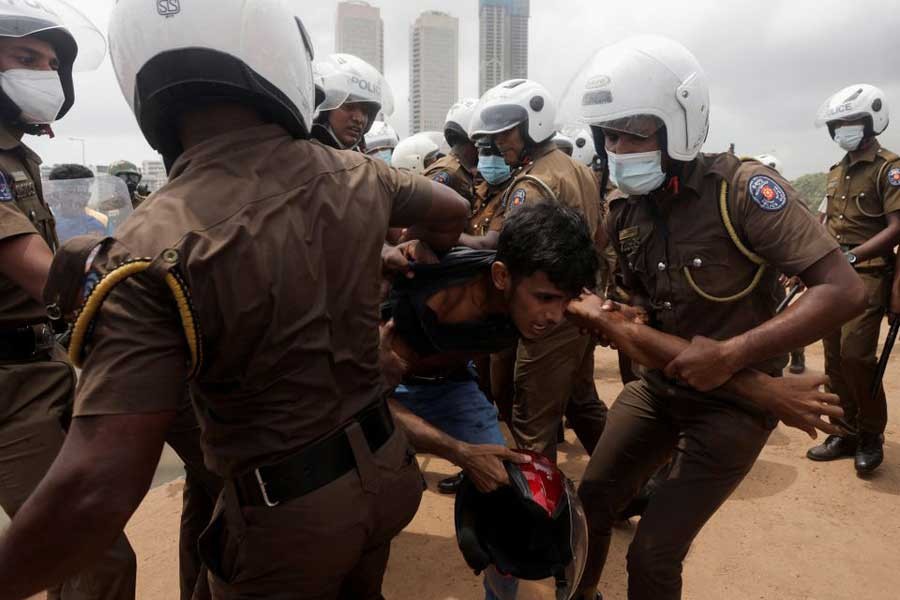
left=887, top=166, right=900, bottom=187
left=433, top=171, right=451, bottom=185
left=511, top=189, right=527, bottom=208
left=748, top=175, right=787, bottom=211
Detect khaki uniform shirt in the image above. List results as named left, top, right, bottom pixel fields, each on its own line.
left=469, top=178, right=510, bottom=235
left=423, top=153, right=477, bottom=202
left=824, top=140, right=900, bottom=270
left=66, top=125, right=434, bottom=477
left=606, top=153, right=837, bottom=374
left=500, top=143, right=600, bottom=235
left=0, top=124, right=56, bottom=329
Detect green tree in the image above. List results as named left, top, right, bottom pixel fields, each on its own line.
left=791, top=173, right=828, bottom=211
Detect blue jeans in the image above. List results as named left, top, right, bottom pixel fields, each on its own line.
left=393, top=374, right=505, bottom=446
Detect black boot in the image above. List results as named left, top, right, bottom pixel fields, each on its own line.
left=437, top=471, right=464, bottom=494
left=855, top=433, right=884, bottom=474
left=806, top=434, right=857, bottom=461
left=789, top=349, right=806, bottom=374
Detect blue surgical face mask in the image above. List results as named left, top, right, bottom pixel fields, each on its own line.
left=607, top=150, right=666, bottom=195
left=373, top=149, right=393, bottom=165
left=478, top=154, right=511, bottom=185
left=832, top=125, right=864, bottom=152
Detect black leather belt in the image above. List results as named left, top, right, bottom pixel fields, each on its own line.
left=234, top=401, right=394, bottom=507
left=0, top=323, right=54, bottom=361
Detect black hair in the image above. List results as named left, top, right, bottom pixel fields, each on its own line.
left=497, top=203, right=598, bottom=297
left=49, top=164, right=94, bottom=180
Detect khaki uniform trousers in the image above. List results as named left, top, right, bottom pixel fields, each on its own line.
left=0, top=347, right=136, bottom=599
left=512, top=320, right=608, bottom=461
left=198, top=427, right=423, bottom=599
left=823, top=270, right=890, bottom=435
left=576, top=378, right=772, bottom=600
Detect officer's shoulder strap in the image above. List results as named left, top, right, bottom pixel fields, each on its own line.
left=501, top=173, right=560, bottom=207
left=68, top=246, right=203, bottom=379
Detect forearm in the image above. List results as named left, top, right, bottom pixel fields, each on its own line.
left=458, top=231, right=499, bottom=250
left=0, top=233, right=54, bottom=303
left=402, top=183, right=469, bottom=252
left=851, top=222, right=900, bottom=262
left=388, top=398, right=464, bottom=465
left=0, top=467, right=138, bottom=599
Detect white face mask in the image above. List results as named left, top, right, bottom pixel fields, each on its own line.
left=833, top=124, right=865, bottom=152
left=0, top=70, right=66, bottom=124
left=607, top=150, right=666, bottom=195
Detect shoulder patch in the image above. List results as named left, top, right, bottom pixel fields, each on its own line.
left=511, top=188, right=527, bottom=208
left=747, top=175, right=787, bottom=211
left=0, top=172, right=12, bottom=202
left=887, top=166, right=900, bottom=187
left=432, top=171, right=451, bottom=185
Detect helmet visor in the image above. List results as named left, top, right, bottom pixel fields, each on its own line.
left=596, top=114, right=663, bottom=138
left=475, top=103, right=528, bottom=136
left=814, top=97, right=868, bottom=128
left=314, top=55, right=393, bottom=116
left=0, top=0, right=105, bottom=71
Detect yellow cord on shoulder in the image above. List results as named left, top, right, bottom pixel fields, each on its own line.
left=69, top=261, right=152, bottom=365
left=683, top=180, right=768, bottom=303
left=69, top=260, right=201, bottom=378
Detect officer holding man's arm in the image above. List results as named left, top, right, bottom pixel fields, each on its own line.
left=569, top=35, right=865, bottom=600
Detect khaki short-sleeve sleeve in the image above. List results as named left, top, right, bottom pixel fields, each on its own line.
left=732, top=164, right=839, bottom=277
left=373, top=159, right=434, bottom=227
left=880, top=160, right=900, bottom=214
left=0, top=201, right=37, bottom=242
left=74, top=271, right=188, bottom=417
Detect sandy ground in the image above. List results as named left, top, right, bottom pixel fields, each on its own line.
left=10, top=336, right=900, bottom=600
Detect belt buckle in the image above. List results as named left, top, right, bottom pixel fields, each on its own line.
left=254, top=468, right=280, bottom=507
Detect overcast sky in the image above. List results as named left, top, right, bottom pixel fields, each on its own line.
left=27, top=0, right=900, bottom=179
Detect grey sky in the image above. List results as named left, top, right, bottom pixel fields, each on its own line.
left=26, top=0, right=900, bottom=179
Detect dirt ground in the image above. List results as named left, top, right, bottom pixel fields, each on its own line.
left=16, top=336, right=900, bottom=600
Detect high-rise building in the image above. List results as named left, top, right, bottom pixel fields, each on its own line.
left=409, top=11, right=459, bottom=135
left=479, top=0, right=530, bottom=95
left=141, top=159, right=167, bottom=193
left=335, top=1, right=384, bottom=74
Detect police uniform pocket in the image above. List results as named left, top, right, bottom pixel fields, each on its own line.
left=618, top=221, right=655, bottom=280
left=681, top=251, right=757, bottom=302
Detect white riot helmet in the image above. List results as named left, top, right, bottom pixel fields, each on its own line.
left=754, top=153, right=783, bottom=175
left=364, top=121, right=399, bottom=152
left=0, top=0, right=105, bottom=126
left=470, top=79, right=557, bottom=145
left=573, top=35, right=710, bottom=162
left=393, top=133, right=442, bottom=175
left=444, top=97, right=479, bottom=146
left=109, top=0, right=317, bottom=166
left=552, top=132, right=574, bottom=156
left=572, top=129, right=597, bottom=166
left=815, top=84, right=889, bottom=137
left=315, top=53, right=394, bottom=130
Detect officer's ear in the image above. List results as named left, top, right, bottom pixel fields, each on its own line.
left=492, top=261, right=511, bottom=292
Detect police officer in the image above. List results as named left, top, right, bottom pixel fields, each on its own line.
left=0, top=2, right=137, bottom=599
left=363, top=120, right=399, bottom=164
left=392, top=132, right=443, bottom=175
left=0, top=2, right=470, bottom=599
left=312, top=53, right=389, bottom=151
left=108, top=160, right=146, bottom=209
left=423, top=98, right=481, bottom=203
left=470, top=79, right=606, bottom=462
left=807, top=84, right=900, bottom=473
left=570, top=35, right=865, bottom=600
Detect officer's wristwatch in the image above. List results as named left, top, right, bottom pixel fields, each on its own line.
left=845, top=251, right=858, bottom=266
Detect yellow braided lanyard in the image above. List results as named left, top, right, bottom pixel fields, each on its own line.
left=69, top=258, right=202, bottom=378
left=681, top=180, right=768, bottom=303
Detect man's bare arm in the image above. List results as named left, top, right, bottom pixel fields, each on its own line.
left=0, top=412, right=174, bottom=600
left=0, top=233, right=54, bottom=303
left=567, top=294, right=843, bottom=438
left=458, top=231, right=499, bottom=250
left=851, top=211, right=900, bottom=262
left=387, top=399, right=528, bottom=493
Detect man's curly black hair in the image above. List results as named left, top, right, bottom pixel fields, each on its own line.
left=496, top=202, right=598, bottom=297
